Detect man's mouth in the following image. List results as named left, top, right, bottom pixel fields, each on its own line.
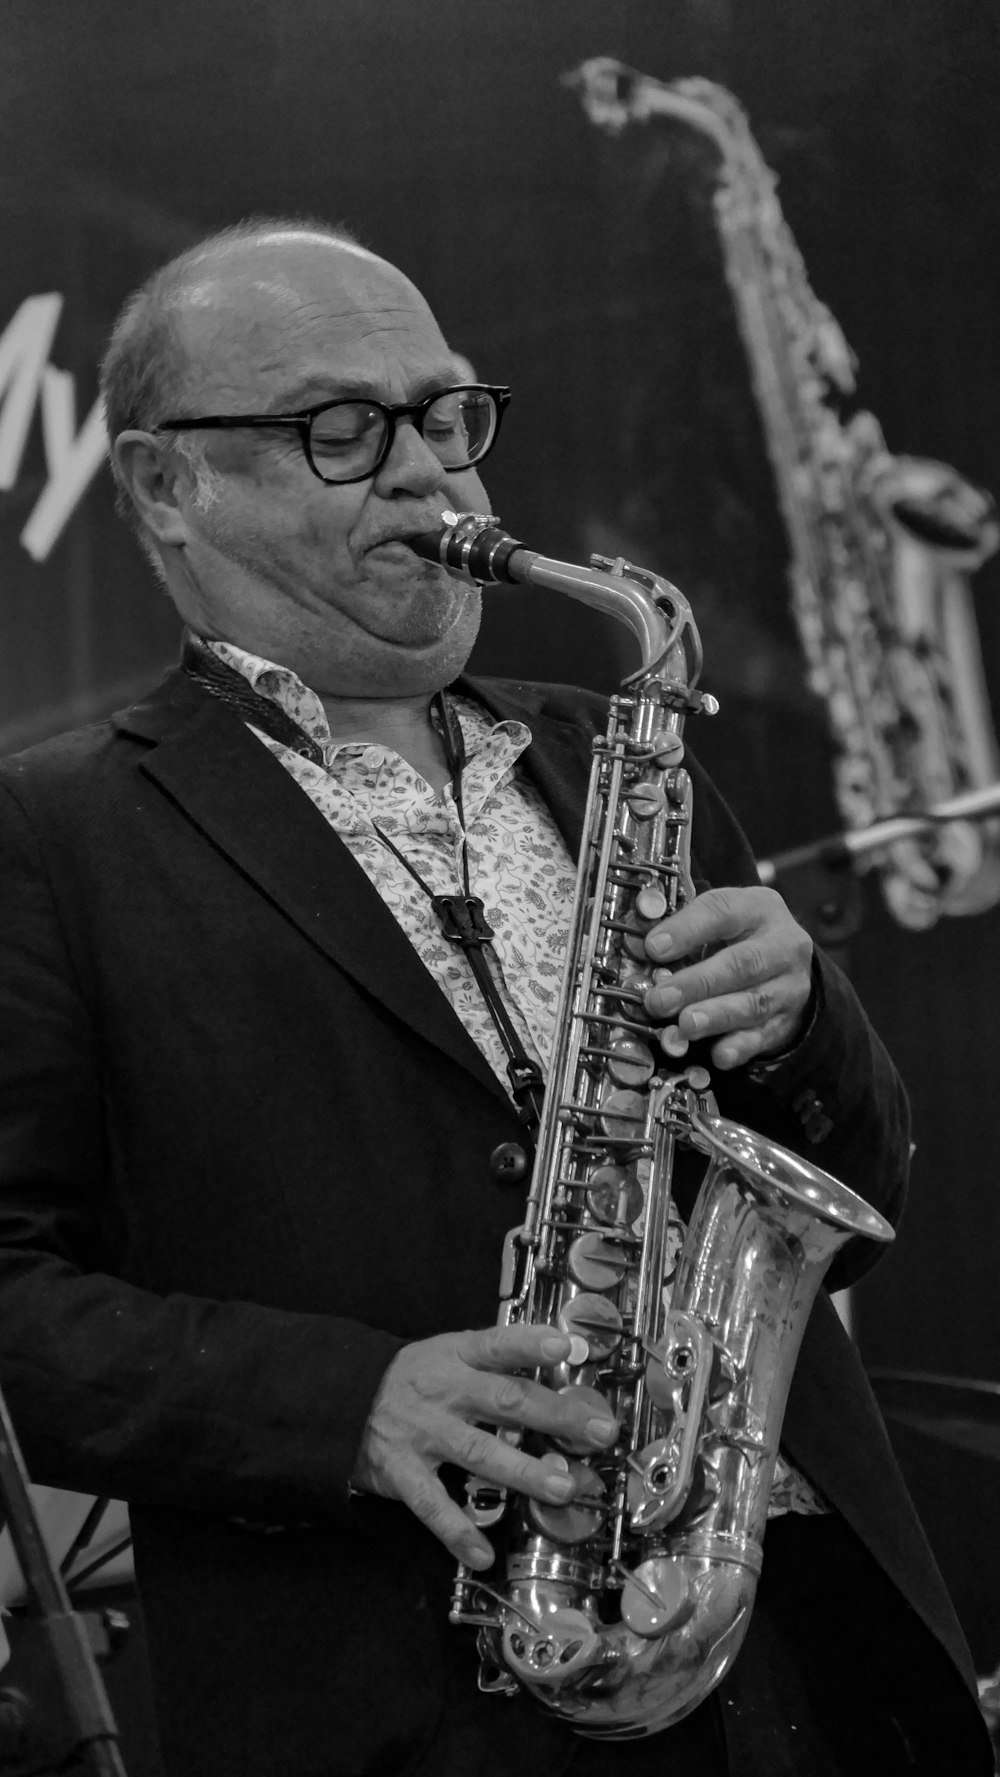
left=364, top=515, right=452, bottom=556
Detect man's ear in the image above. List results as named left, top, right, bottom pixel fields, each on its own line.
left=113, top=431, right=193, bottom=547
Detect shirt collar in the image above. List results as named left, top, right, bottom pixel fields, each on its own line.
left=199, top=636, right=531, bottom=769
left=202, top=637, right=335, bottom=751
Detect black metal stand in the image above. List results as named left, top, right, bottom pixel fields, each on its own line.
left=0, top=1387, right=127, bottom=1776
left=758, top=849, right=865, bottom=959
left=756, top=780, right=1000, bottom=953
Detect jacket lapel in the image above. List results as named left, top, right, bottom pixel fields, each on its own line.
left=114, top=671, right=507, bottom=1105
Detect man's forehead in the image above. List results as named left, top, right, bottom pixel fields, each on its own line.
left=170, top=236, right=453, bottom=398
left=173, top=234, right=432, bottom=328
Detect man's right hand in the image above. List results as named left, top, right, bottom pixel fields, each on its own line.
left=349, top=1325, right=618, bottom=1569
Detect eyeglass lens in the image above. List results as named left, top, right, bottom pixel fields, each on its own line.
left=307, top=389, right=496, bottom=482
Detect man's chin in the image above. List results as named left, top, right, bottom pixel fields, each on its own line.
left=386, top=600, right=482, bottom=671
left=359, top=562, right=480, bottom=645
left=314, top=589, right=480, bottom=697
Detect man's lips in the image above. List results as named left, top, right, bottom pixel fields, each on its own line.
left=363, top=534, right=456, bottom=570
left=363, top=515, right=451, bottom=554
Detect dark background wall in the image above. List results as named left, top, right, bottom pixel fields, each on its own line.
left=2, top=0, right=998, bottom=1671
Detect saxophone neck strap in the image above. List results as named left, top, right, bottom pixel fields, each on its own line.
left=366, top=694, right=544, bottom=1132
left=180, top=633, right=544, bottom=1132
left=181, top=632, right=326, bottom=764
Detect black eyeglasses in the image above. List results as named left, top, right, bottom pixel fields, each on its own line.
left=156, top=383, right=511, bottom=485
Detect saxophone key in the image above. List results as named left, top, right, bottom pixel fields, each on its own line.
left=464, top=1489, right=507, bottom=1530
left=625, top=781, right=667, bottom=821
left=647, top=969, right=688, bottom=1058
left=665, top=766, right=691, bottom=809
left=634, top=881, right=669, bottom=921
left=620, top=909, right=654, bottom=960
left=606, top=1032, right=656, bottom=1087
left=649, top=729, right=685, bottom=769
left=626, top=1436, right=689, bottom=1531
left=552, top=1381, right=620, bottom=1453
left=557, top=1292, right=624, bottom=1364
left=585, top=1163, right=644, bottom=1226
left=599, top=1087, right=648, bottom=1140
left=503, top=1608, right=602, bottom=1683
left=619, top=1558, right=696, bottom=1639
left=526, top=1500, right=604, bottom=1545
left=567, top=1230, right=630, bottom=1291
left=528, top=1460, right=607, bottom=1545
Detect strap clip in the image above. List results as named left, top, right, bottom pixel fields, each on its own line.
left=431, top=894, right=496, bottom=947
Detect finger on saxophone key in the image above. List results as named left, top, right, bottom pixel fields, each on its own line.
left=587, top=1417, right=618, bottom=1445
left=548, top=1382, right=618, bottom=1455
left=538, top=1454, right=607, bottom=1512
left=539, top=1452, right=576, bottom=1501
left=642, top=966, right=690, bottom=1058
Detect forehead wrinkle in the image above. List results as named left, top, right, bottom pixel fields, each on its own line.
left=264, top=364, right=464, bottom=412
left=171, top=276, right=437, bottom=359
left=170, top=259, right=455, bottom=411
left=207, top=296, right=445, bottom=365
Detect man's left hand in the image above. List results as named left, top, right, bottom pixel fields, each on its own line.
left=642, top=886, right=814, bottom=1071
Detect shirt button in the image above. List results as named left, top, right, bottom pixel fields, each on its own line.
left=362, top=747, right=383, bottom=770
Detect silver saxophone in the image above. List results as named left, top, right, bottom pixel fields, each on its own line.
left=413, top=511, right=894, bottom=1737
left=567, top=58, right=1000, bottom=931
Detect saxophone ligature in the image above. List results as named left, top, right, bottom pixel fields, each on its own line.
left=567, top=58, right=1000, bottom=931
left=413, top=511, right=894, bottom=1736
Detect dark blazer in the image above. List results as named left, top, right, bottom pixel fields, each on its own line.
left=0, top=668, right=989, bottom=1775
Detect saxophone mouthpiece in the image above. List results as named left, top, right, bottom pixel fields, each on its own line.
left=410, top=511, right=531, bottom=585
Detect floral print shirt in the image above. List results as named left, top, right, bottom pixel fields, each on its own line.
left=204, top=638, right=827, bottom=1519
left=207, top=640, right=576, bottom=1092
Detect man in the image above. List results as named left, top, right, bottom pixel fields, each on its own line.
left=0, top=220, right=990, bottom=1776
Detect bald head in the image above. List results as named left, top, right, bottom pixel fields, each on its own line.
left=165, top=226, right=429, bottom=345
left=175, top=224, right=381, bottom=307
left=100, top=218, right=440, bottom=498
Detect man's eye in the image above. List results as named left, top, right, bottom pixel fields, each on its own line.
left=310, top=406, right=382, bottom=450
left=311, top=434, right=362, bottom=455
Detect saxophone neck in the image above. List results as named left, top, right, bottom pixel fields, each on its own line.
left=413, top=510, right=716, bottom=703
left=566, top=58, right=753, bottom=167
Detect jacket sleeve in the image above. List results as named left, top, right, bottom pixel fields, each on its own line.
left=0, top=777, right=402, bottom=1524
left=685, top=751, right=911, bottom=1292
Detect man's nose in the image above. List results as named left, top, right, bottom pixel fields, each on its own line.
left=372, top=419, right=447, bottom=498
